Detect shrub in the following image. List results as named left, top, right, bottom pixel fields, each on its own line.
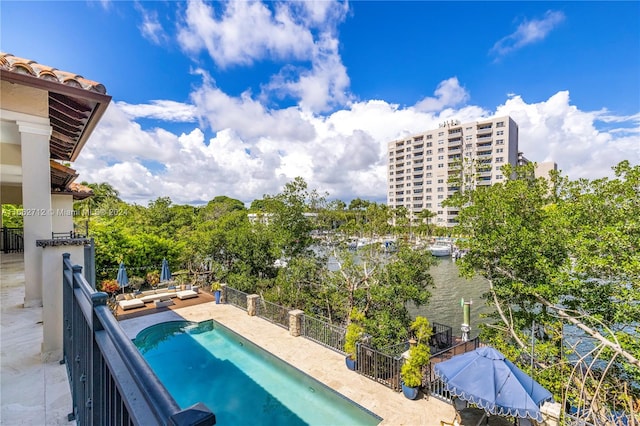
left=344, top=308, right=365, bottom=360
left=145, top=271, right=160, bottom=287
left=99, top=279, right=119, bottom=294
left=128, top=276, right=145, bottom=291
left=401, top=316, right=432, bottom=388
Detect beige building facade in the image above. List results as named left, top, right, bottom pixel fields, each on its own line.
left=387, top=116, right=519, bottom=227
left=1, top=53, right=110, bottom=360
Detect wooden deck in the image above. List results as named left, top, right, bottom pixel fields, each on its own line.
left=115, top=290, right=217, bottom=321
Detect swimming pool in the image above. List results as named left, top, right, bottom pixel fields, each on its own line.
left=134, top=320, right=382, bottom=425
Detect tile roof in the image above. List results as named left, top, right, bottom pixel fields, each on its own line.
left=0, top=52, right=106, bottom=95
left=1, top=52, right=111, bottom=162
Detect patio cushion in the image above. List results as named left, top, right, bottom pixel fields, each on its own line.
left=119, top=299, right=145, bottom=310
left=176, top=290, right=198, bottom=300
left=138, top=292, right=174, bottom=303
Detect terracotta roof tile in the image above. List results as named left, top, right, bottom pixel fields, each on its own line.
left=0, top=52, right=106, bottom=95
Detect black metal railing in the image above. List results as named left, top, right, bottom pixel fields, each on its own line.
left=301, top=315, right=346, bottom=354
left=355, top=343, right=404, bottom=391
left=52, top=231, right=86, bottom=239
left=1, top=227, right=24, bottom=253
left=255, top=297, right=290, bottom=329
left=63, top=253, right=215, bottom=425
left=430, top=322, right=453, bottom=352
left=427, top=336, right=481, bottom=401
left=225, top=287, right=248, bottom=311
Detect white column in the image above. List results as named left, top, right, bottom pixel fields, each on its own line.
left=18, top=120, right=52, bottom=308
left=41, top=245, right=84, bottom=362
left=51, top=194, right=75, bottom=234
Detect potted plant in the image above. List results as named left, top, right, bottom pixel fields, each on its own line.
left=344, top=308, right=365, bottom=371
left=211, top=281, right=222, bottom=304
left=400, top=316, right=432, bottom=400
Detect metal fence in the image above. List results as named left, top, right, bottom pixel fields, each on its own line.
left=430, top=322, right=453, bottom=351
left=427, top=336, right=481, bottom=401
left=63, top=253, right=215, bottom=425
left=255, top=297, right=290, bottom=329
left=1, top=227, right=23, bottom=253
left=355, top=343, right=405, bottom=391
left=301, top=315, right=346, bottom=354
left=225, top=287, right=248, bottom=310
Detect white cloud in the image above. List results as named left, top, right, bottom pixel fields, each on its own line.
left=265, top=33, right=351, bottom=112
left=491, top=10, right=565, bottom=58
left=177, top=0, right=315, bottom=67
left=190, top=75, right=316, bottom=141
left=117, top=100, right=198, bottom=122
left=136, top=5, right=168, bottom=45
left=176, top=0, right=350, bottom=113
left=76, top=78, right=639, bottom=206
left=495, top=91, right=640, bottom=179
left=414, top=77, right=470, bottom=112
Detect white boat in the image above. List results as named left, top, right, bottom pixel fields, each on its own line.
left=429, top=241, right=452, bottom=257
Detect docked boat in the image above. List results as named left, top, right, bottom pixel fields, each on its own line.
left=429, top=240, right=452, bottom=257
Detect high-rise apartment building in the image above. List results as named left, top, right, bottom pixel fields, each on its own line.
left=387, top=116, right=519, bottom=227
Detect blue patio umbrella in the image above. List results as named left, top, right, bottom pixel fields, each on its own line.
left=160, top=258, right=171, bottom=282
left=116, top=262, right=129, bottom=292
left=434, top=346, right=553, bottom=422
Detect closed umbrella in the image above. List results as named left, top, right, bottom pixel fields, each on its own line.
left=116, top=262, right=129, bottom=293
left=434, top=346, right=553, bottom=423
left=160, top=258, right=171, bottom=283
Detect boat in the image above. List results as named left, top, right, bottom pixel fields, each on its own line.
left=452, top=247, right=468, bottom=260
left=429, top=240, right=452, bottom=257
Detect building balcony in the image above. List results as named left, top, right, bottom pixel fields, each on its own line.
left=0, top=253, right=74, bottom=424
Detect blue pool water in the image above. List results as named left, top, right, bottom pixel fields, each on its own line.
left=134, top=320, right=382, bottom=425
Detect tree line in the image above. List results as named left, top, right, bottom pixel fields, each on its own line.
left=3, top=161, right=637, bottom=421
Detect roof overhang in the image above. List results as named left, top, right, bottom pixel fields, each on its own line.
left=0, top=53, right=112, bottom=162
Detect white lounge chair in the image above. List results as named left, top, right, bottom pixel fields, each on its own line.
left=176, top=289, right=198, bottom=300
left=118, top=298, right=145, bottom=311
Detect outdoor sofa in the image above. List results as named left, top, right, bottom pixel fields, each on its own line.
left=117, top=284, right=199, bottom=310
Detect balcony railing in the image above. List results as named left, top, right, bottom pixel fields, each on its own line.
left=62, top=253, right=215, bottom=425
left=1, top=226, right=23, bottom=253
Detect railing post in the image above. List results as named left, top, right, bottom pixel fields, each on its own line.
left=246, top=294, right=259, bottom=316
left=168, top=402, right=216, bottom=426
left=84, top=238, right=96, bottom=289
left=220, top=283, right=227, bottom=304
left=91, top=292, right=108, bottom=425
left=288, top=310, right=304, bottom=337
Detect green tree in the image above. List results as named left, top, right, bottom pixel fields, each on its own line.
left=1, top=204, right=23, bottom=228
left=327, top=243, right=435, bottom=347
left=446, top=161, right=640, bottom=423
left=264, top=177, right=318, bottom=258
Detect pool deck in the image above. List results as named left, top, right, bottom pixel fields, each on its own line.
left=1, top=251, right=511, bottom=425
left=120, top=302, right=458, bottom=425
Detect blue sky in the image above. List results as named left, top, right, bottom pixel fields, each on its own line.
left=2, top=1, right=639, bottom=205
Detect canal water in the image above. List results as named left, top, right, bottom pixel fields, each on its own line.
left=324, top=246, right=494, bottom=338
left=408, top=257, right=494, bottom=338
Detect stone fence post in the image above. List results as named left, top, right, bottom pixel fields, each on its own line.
left=288, top=310, right=304, bottom=337
left=220, top=283, right=227, bottom=304
left=247, top=294, right=259, bottom=316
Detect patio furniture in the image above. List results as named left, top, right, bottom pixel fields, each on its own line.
left=434, top=346, right=553, bottom=425
left=118, top=298, right=145, bottom=311
left=154, top=299, right=174, bottom=308
left=176, top=289, right=198, bottom=300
